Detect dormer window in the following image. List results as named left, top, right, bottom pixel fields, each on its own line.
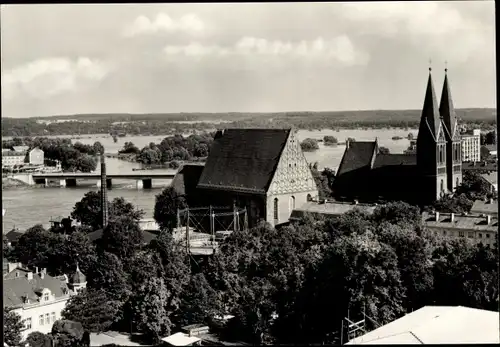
left=44, top=293, right=49, bottom=301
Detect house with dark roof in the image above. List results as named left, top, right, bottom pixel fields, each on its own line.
left=4, top=229, right=24, bottom=247
left=177, top=128, right=319, bottom=227
left=3, top=264, right=86, bottom=339
left=334, top=68, right=462, bottom=205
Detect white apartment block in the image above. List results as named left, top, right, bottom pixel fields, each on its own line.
left=2, top=151, right=26, bottom=168
left=3, top=266, right=87, bottom=340
left=461, top=129, right=481, bottom=162
left=422, top=211, right=497, bottom=248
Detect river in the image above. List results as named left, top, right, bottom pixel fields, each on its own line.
left=2, top=128, right=415, bottom=230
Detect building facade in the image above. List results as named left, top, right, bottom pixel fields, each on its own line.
left=461, top=129, right=481, bottom=162
left=423, top=211, right=497, bottom=248
left=2, top=151, right=26, bottom=168
left=29, top=148, right=45, bottom=166
left=191, top=128, right=319, bottom=227
left=3, top=266, right=86, bottom=340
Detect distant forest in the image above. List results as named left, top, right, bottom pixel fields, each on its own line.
left=2, top=108, right=496, bottom=137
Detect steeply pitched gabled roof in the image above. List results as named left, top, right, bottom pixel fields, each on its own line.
left=197, top=128, right=291, bottom=194
left=336, top=141, right=378, bottom=176
left=4, top=230, right=23, bottom=243
left=440, top=70, right=459, bottom=141
left=171, top=164, right=205, bottom=196
left=418, top=69, right=443, bottom=142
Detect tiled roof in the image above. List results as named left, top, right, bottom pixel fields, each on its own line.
left=71, top=267, right=86, bottom=284
left=462, top=161, right=497, bottom=172
left=347, top=306, right=499, bottom=344
left=336, top=141, right=377, bottom=176
left=439, top=72, right=459, bottom=141
left=422, top=212, right=497, bottom=231
left=290, top=201, right=376, bottom=220
left=171, top=164, right=205, bottom=196
left=3, top=269, right=69, bottom=308
left=471, top=200, right=498, bottom=216
left=197, top=128, right=291, bottom=194
left=373, top=154, right=416, bottom=168
left=86, top=229, right=159, bottom=244
left=4, top=230, right=23, bottom=243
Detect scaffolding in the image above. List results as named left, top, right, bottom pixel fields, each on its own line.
left=340, top=306, right=380, bottom=345
left=176, top=203, right=249, bottom=254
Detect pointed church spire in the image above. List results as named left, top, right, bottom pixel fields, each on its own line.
left=439, top=65, right=458, bottom=140
left=418, top=66, right=442, bottom=142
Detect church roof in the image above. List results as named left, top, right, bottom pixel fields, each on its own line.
left=336, top=141, right=378, bottom=176
left=418, top=69, right=442, bottom=142
left=373, top=154, right=417, bottom=168
left=197, top=128, right=291, bottom=194
left=440, top=70, right=459, bottom=141
left=71, top=264, right=86, bottom=284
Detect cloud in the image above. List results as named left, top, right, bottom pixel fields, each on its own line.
left=123, top=13, right=205, bottom=37
left=2, top=57, right=111, bottom=100
left=163, top=36, right=369, bottom=66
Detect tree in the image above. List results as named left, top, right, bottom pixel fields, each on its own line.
left=323, top=136, right=338, bottom=146
left=378, top=146, right=390, bottom=154
left=26, top=332, right=53, bottom=347
left=300, top=138, right=319, bottom=152
left=97, top=216, right=143, bottom=262
left=4, top=307, right=23, bottom=347
left=154, top=187, right=188, bottom=231
left=130, top=276, right=172, bottom=344
left=407, top=132, right=414, bottom=140
left=71, top=192, right=144, bottom=230
left=51, top=320, right=85, bottom=347
left=432, top=194, right=473, bottom=214
left=138, top=147, right=161, bottom=165
left=118, top=142, right=140, bottom=155
left=86, top=251, right=130, bottom=301
left=8, top=224, right=54, bottom=269
left=92, top=142, right=104, bottom=155
left=62, top=288, right=123, bottom=333
left=372, top=201, right=421, bottom=227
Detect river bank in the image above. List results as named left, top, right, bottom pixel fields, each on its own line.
left=2, top=177, right=29, bottom=188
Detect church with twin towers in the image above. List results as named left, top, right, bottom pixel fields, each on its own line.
left=334, top=66, right=462, bottom=205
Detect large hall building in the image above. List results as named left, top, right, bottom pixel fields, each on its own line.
left=333, top=68, right=462, bottom=205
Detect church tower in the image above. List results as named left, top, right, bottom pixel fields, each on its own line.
left=439, top=67, right=462, bottom=192
left=416, top=67, right=448, bottom=202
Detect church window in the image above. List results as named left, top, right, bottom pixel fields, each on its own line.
left=456, top=177, right=459, bottom=187
left=440, top=179, right=444, bottom=193
left=274, top=198, right=279, bottom=221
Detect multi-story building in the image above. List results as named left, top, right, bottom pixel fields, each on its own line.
left=461, top=129, right=481, bottom=162
left=2, top=151, right=26, bottom=168
left=422, top=211, right=497, bottom=248
left=29, top=148, right=45, bottom=166
left=3, top=265, right=87, bottom=340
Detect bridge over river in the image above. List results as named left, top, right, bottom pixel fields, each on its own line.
left=14, top=171, right=177, bottom=189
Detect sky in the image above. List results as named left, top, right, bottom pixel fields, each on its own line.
left=1, top=2, right=496, bottom=118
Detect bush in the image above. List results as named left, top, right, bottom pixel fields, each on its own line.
left=300, top=138, right=319, bottom=152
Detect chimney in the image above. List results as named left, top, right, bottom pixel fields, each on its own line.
left=346, top=139, right=350, bottom=149
left=489, top=197, right=493, bottom=204
left=26, top=272, right=33, bottom=280
left=40, top=272, right=45, bottom=279
left=36, top=266, right=39, bottom=274
left=450, top=213, right=455, bottom=223
left=435, top=211, right=440, bottom=222
left=487, top=215, right=492, bottom=225
left=353, top=199, right=359, bottom=205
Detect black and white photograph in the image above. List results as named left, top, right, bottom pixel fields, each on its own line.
left=1, top=1, right=498, bottom=346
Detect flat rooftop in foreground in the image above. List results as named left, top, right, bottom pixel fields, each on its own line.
left=346, top=306, right=500, bottom=345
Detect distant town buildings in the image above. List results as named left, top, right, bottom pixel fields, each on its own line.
left=28, top=148, right=45, bottom=166
left=3, top=264, right=87, bottom=340
left=461, top=129, right=481, bottom=162
left=333, top=68, right=462, bottom=205
left=2, top=150, right=26, bottom=168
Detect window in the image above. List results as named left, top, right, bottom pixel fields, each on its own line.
left=44, top=293, right=49, bottom=301
left=274, top=198, right=279, bottom=221
left=39, top=315, right=44, bottom=326
left=45, top=313, right=50, bottom=325
left=443, top=230, right=447, bottom=236
left=307, top=194, right=312, bottom=202
left=459, top=231, right=465, bottom=237
left=456, top=177, right=460, bottom=187
left=440, top=179, right=444, bottom=193
left=51, top=312, right=56, bottom=323
left=23, top=317, right=32, bottom=330
left=479, top=233, right=483, bottom=238
left=290, top=196, right=296, bottom=211
left=486, top=233, right=490, bottom=238
left=468, top=232, right=474, bottom=239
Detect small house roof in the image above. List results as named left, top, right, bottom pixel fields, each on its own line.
left=162, top=332, right=201, bottom=346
